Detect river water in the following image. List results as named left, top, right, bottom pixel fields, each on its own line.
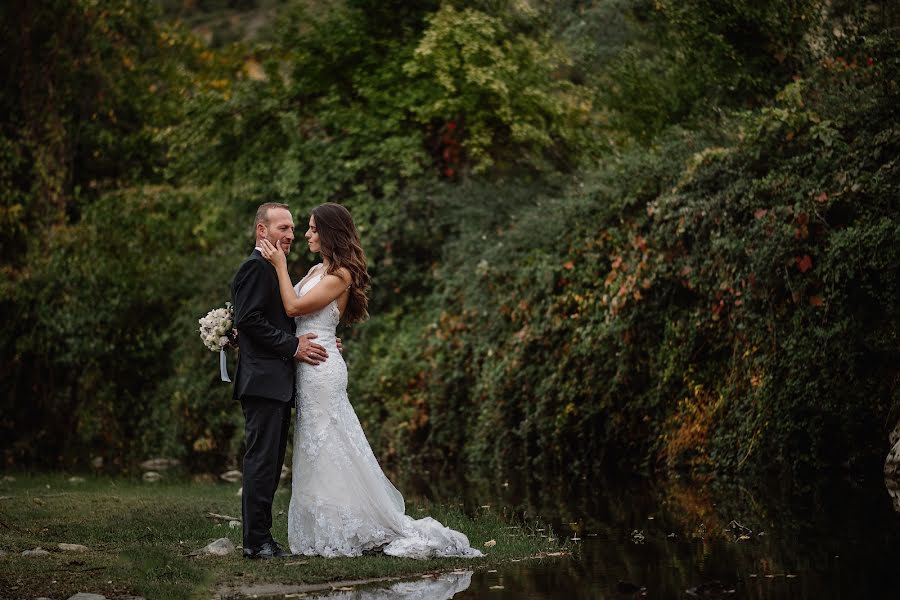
left=306, top=469, right=900, bottom=599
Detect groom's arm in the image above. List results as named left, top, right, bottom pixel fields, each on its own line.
left=232, top=260, right=298, bottom=358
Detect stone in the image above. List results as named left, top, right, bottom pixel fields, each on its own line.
left=67, top=594, right=108, bottom=600
left=886, top=421, right=900, bottom=513
left=59, top=543, right=89, bottom=552
left=22, top=547, right=50, bottom=557
left=885, top=439, right=900, bottom=479
left=142, top=471, right=162, bottom=482
left=91, top=456, right=104, bottom=469
left=139, top=458, right=180, bottom=471
left=890, top=418, right=900, bottom=448
left=68, top=476, right=86, bottom=484
left=236, top=486, right=242, bottom=497
left=887, top=477, right=900, bottom=513
left=229, top=521, right=241, bottom=530
left=1, top=475, right=15, bottom=482
left=196, top=537, right=235, bottom=556
left=219, top=470, right=242, bottom=483
left=280, top=465, right=290, bottom=480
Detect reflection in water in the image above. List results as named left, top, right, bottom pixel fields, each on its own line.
left=390, top=466, right=900, bottom=599
left=309, top=571, right=472, bottom=600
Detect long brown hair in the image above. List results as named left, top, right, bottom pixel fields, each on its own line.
left=311, top=203, right=370, bottom=324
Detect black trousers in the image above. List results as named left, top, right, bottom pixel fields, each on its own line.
left=240, top=395, right=291, bottom=549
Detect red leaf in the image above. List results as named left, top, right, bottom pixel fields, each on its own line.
left=633, top=235, right=648, bottom=251
left=815, top=192, right=829, bottom=203
left=754, top=208, right=768, bottom=219
left=809, top=295, right=824, bottom=307
left=563, top=260, right=574, bottom=270
left=795, top=255, right=813, bottom=273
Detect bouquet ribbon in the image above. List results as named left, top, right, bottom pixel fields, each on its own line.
left=220, top=349, right=231, bottom=383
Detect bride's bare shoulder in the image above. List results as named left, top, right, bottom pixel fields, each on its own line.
left=332, top=267, right=352, bottom=286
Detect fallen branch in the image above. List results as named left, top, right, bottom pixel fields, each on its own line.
left=206, top=512, right=241, bottom=522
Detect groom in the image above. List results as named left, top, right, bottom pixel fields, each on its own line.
left=231, top=202, right=330, bottom=559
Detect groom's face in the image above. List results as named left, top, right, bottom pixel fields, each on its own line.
left=261, top=207, right=295, bottom=255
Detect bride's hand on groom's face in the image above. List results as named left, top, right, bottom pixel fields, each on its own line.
left=259, top=239, right=287, bottom=268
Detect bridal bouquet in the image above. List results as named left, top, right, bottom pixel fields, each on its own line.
left=199, top=302, right=238, bottom=351
left=199, top=302, right=237, bottom=382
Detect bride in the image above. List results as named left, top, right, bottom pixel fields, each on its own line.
left=258, top=202, right=482, bottom=560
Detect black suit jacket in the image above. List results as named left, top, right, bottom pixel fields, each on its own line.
left=231, top=250, right=297, bottom=403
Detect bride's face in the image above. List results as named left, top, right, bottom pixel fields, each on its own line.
left=305, top=215, right=321, bottom=253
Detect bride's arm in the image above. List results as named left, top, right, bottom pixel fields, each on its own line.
left=259, top=239, right=351, bottom=317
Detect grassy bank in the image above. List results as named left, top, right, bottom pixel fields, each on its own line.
left=0, top=474, right=564, bottom=599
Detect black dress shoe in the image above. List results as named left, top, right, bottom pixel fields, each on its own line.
left=244, top=541, right=293, bottom=559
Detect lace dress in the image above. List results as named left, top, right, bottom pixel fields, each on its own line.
left=287, top=268, right=483, bottom=559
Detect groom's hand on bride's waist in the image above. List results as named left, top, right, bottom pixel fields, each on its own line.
left=295, top=333, right=328, bottom=365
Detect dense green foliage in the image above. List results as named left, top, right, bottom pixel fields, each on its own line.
left=1, top=0, right=897, bottom=478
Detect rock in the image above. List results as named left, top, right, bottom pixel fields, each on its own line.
left=196, top=537, right=235, bottom=556
left=229, top=521, right=241, bottom=530
left=68, top=476, right=86, bottom=484
left=280, top=465, right=290, bottom=480
left=885, top=438, right=900, bottom=479
left=192, top=473, right=216, bottom=483
left=22, top=547, right=50, bottom=557
left=59, top=543, right=89, bottom=552
left=142, top=471, right=162, bottom=482
left=219, top=470, right=242, bottom=483
left=890, top=419, right=900, bottom=448
left=91, top=456, right=104, bottom=469
left=139, top=458, right=180, bottom=471
left=1, top=475, right=15, bottom=482
left=886, top=477, right=900, bottom=513
left=236, top=486, right=242, bottom=497
left=67, top=594, right=108, bottom=600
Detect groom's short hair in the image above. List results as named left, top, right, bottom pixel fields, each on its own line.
left=254, top=202, right=290, bottom=228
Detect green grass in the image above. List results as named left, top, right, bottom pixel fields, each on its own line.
left=0, top=474, right=564, bottom=599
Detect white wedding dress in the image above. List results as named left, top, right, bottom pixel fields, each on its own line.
left=287, top=267, right=483, bottom=560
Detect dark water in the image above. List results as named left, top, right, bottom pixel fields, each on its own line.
left=310, top=469, right=900, bottom=599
